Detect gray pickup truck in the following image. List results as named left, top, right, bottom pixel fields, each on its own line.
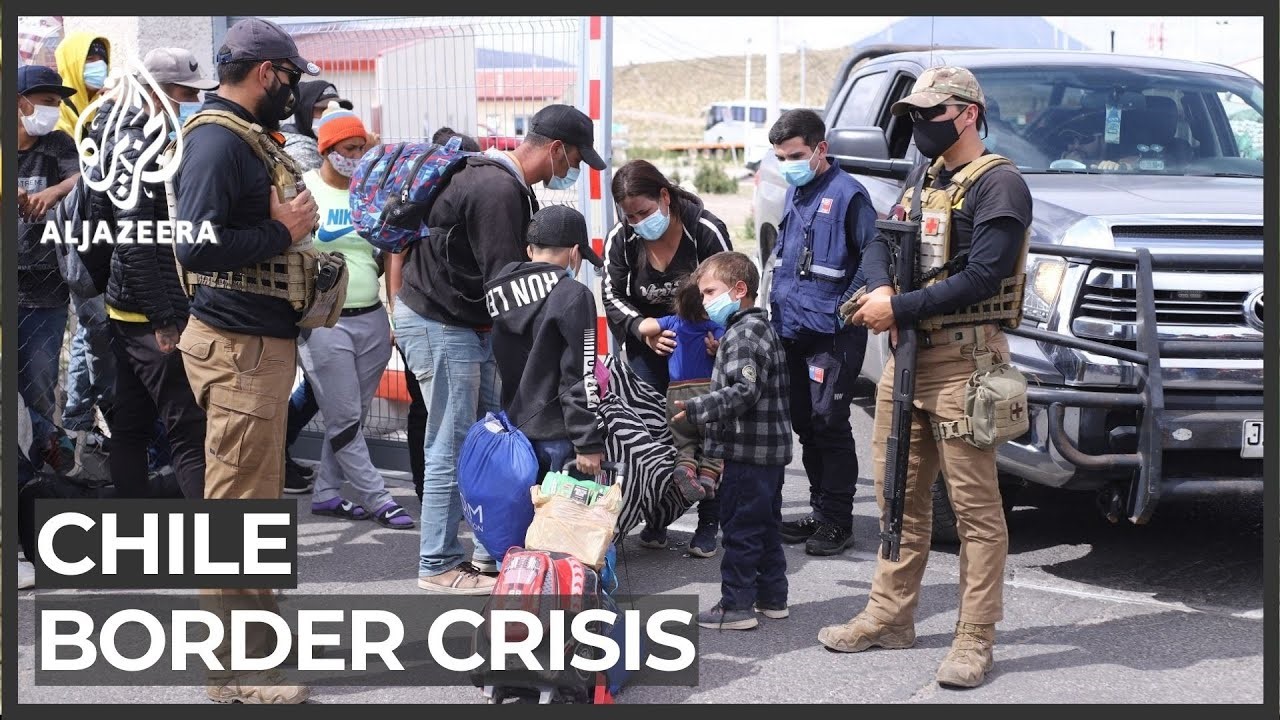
left=754, top=47, right=1264, bottom=537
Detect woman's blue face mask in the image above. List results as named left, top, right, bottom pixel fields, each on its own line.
left=631, top=201, right=670, bottom=241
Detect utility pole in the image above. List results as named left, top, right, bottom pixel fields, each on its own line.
left=799, top=41, right=807, bottom=108
left=766, top=17, right=780, bottom=127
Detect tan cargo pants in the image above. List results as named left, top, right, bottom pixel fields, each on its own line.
left=864, top=324, right=1010, bottom=626
left=178, top=315, right=297, bottom=677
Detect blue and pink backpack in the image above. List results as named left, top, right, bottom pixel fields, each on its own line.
left=348, top=135, right=476, bottom=253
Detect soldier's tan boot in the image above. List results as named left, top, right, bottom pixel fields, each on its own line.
left=817, top=612, right=916, bottom=653
left=936, top=622, right=996, bottom=688
left=207, top=670, right=310, bottom=704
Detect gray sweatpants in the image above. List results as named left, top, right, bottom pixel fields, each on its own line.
left=297, top=306, right=395, bottom=512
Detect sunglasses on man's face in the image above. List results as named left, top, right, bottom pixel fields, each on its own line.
left=908, top=103, right=969, bottom=124
left=270, top=63, right=302, bottom=88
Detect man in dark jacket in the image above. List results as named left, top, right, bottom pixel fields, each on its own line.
left=394, top=103, right=606, bottom=593
left=485, top=205, right=606, bottom=480
left=90, top=47, right=218, bottom=500
left=171, top=17, right=320, bottom=705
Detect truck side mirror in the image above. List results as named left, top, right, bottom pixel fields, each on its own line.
left=827, top=126, right=914, bottom=181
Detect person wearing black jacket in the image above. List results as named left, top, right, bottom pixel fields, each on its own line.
left=170, top=17, right=320, bottom=705
left=279, top=79, right=352, bottom=171
left=486, top=205, right=606, bottom=480
left=394, top=103, right=606, bottom=593
left=602, top=159, right=732, bottom=549
left=92, top=47, right=217, bottom=500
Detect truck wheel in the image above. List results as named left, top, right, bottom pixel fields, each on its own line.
left=931, top=474, right=1023, bottom=546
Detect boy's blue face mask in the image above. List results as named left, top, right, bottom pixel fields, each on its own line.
left=83, top=60, right=109, bottom=90
left=779, top=150, right=820, bottom=187
left=704, top=290, right=741, bottom=327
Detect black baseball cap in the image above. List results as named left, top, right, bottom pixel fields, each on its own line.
left=316, top=84, right=353, bottom=110
left=530, top=104, right=606, bottom=171
left=215, top=17, right=320, bottom=76
left=527, top=204, right=603, bottom=268
left=18, top=65, right=76, bottom=98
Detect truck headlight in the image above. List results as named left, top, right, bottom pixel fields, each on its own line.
left=1024, top=255, right=1067, bottom=324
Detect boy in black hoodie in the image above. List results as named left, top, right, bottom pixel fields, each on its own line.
left=485, top=205, right=607, bottom=479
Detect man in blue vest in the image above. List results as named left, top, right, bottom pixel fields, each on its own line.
left=767, top=109, right=876, bottom=556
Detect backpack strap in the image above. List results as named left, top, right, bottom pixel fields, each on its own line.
left=947, top=153, right=1013, bottom=206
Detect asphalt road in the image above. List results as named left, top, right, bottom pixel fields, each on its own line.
left=16, top=393, right=1265, bottom=704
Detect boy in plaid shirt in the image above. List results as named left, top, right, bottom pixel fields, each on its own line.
left=673, top=251, right=793, bottom=630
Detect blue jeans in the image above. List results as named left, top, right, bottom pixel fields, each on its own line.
left=532, top=438, right=576, bottom=483
left=394, top=305, right=499, bottom=577
left=286, top=375, right=319, bottom=448
left=17, top=305, right=69, bottom=439
left=63, top=295, right=116, bottom=431
left=719, top=461, right=787, bottom=611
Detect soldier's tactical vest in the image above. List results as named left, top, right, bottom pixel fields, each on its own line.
left=772, top=167, right=866, bottom=339
left=163, top=110, right=347, bottom=329
left=898, top=153, right=1029, bottom=332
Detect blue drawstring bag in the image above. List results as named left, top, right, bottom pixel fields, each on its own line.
left=457, top=412, right=540, bottom=560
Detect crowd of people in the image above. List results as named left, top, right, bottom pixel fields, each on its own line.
left=15, top=16, right=1031, bottom=703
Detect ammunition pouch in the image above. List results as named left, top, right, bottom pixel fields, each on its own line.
left=931, top=330, right=1030, bottom=449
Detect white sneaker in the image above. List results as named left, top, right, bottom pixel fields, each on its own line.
left=18, top=560, right=36, bottom=590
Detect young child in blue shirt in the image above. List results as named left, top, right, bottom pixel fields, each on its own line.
left=639, top=276, right=725, bottom=508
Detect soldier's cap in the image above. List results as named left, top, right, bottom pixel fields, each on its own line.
left=17, top=65, right=76, bottom=98
left=215, top=17, right=320, bottom=77
left=530, top=104, right=607, bottom=171
left=142, top=47, right=219, bottom=91
left=890, top=66, right=986, bottom=117
left=527, top=204, right=604, bottom=268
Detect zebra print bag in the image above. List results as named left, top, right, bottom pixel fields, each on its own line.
left=599, top=355, right=694, bottom=536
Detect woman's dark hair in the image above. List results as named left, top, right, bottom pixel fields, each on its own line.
left=611, top=159, right=699, bottom=225
left=671, top=274, right=708, bottom=323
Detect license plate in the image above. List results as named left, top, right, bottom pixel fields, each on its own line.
left=1241, top=420, right=1263, bottom=459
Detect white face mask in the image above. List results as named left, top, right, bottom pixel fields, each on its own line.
left=327, top=151, right=362, bottom=178
left=20, top=102, right=61, bottom=137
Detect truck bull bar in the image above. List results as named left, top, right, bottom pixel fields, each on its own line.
left=1006, top=243, right=1264, bottom=524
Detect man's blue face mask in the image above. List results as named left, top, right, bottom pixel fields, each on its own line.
left=546, top=144, right=580, bottom=190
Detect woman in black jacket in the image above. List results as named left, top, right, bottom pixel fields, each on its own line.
left=602, top=159, right=732, bottom=553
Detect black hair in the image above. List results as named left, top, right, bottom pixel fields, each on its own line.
left=672, top=274, right=708, bottom=323
left=430, top=127, right=456, bottom=144
left=611, top=159, right=700, bottom=226
left=216, top=56, right=257, bottom=86
left=768, top=108, right=825, bottom=148
left=696, top=251, right=759, bottom=299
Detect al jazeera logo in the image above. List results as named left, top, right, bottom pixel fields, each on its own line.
left=41, top=57, right=217, bottom=252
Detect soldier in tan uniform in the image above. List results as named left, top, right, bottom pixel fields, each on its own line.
left=824, top=67, right=1033, bottom=689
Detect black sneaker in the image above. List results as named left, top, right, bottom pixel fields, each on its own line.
left=780, top=514, right=819, bottom=544
left=637, top=525, right=668, bottom=549
left=697, top=602, right=758, bottom=630
left=805, top=522, right=854, bottom=556
left=687, top=521, right=718, bottom=558
left=284, top=459, right=314, bottom=494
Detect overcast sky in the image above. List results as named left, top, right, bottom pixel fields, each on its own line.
left=262, top=15, right=1264, bottom=74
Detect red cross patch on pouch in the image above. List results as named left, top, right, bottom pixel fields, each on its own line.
left=819, top=198, right=833, bottom=214
left=924, top=217, right=940, bottom=235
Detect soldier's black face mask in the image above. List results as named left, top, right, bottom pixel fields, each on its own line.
left=912, top=107, right=965, bottom=158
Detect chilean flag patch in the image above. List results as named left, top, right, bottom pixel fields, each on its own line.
left=819, top=198, right=833, bottom=214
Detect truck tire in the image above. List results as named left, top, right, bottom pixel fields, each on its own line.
left=931, top=474, right=1022, bottom=546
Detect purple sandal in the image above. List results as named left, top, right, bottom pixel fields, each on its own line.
left=373, top=502, right=414, bottom=529
left=312, top=498, right=368, bottom=520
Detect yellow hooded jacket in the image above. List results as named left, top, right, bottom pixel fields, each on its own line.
left=54, top=31, right=111, bottom=140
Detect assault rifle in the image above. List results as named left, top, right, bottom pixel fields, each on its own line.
left=876, top=168, right=929, bottom=562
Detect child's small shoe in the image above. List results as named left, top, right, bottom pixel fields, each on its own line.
left=698, top=602, right=758, bottom=630
left=672, top=464, right=706, bottom=503
left=687, top=520, right=718, bottom=558
left=753, top=601, right=789, bottom=619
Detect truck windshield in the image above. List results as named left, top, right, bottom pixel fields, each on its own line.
left=969, top=65, right=1264, bottom=177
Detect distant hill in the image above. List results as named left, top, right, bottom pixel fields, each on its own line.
left=613, top=46, right=850, bottom=149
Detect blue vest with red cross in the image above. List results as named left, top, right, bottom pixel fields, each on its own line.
left=770, top=163, right=869, bottom=340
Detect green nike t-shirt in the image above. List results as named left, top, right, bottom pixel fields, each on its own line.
left=305, top=169, right=381, bottom=310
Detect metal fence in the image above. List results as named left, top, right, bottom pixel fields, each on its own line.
left=17, top=15, right=614, bottom=475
